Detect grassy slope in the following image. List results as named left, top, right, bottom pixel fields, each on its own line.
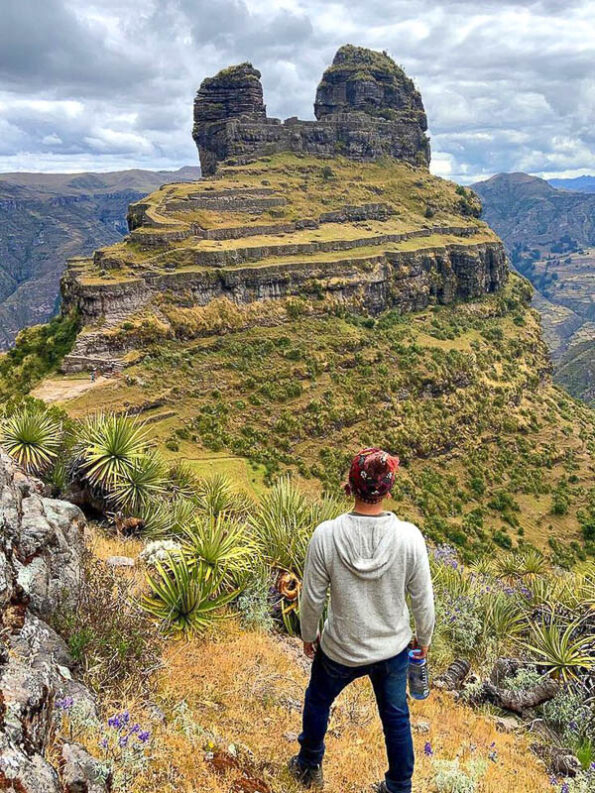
left=80, top=530, right=554, bottom=793
left=35, top=273, right=595, bottom=559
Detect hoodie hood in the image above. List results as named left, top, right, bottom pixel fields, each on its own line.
left=332, top=512, right=399, bottom=580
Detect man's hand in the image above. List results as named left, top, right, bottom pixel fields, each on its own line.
left=303, top=641, right=317, bottom=659
left=411, top=638, right=429, bottom=659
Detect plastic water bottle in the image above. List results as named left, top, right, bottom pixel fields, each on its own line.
left=408, top=650, right=430, bottom=700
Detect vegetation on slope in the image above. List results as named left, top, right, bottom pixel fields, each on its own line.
left=0, top=310, right=80, bottom=399
left=43, top=477, right=594, bottom=792
left=22, top=272, right=593, bottom=563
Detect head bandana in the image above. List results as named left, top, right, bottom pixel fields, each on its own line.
left=344, top=447, right=399, bottom=504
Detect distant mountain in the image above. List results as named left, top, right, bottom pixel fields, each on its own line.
left=472, top=172, right=595, bottom=249
left=0, top=166, right=200, bottom=349
left=549, top=175, right=595, bottom=193
left=473, top=172, right=595, bottom=404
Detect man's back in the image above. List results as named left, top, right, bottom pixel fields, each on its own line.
left=300, top=510, right=434, bottom=667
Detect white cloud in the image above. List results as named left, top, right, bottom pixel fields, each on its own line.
left=0, top=0, right=592, bottom=181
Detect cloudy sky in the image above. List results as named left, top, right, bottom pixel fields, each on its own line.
left=1, top=0, right=593, bottom=182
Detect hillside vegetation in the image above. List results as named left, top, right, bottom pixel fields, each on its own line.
left=5, top=271, right=593, bottom=564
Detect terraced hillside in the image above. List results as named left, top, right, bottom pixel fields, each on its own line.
left=59, top=154, right=504, bottom=373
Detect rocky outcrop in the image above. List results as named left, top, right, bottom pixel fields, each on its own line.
left=60, top=239, right=507, bottom=366
left=192, top=45, right=430, bottom=175
left=0, top=453, right=106, bottom=792
left=314, top=45, right=427, bottom=127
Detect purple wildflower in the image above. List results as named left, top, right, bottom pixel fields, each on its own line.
left=424, top=741, right=433, bottom=756
left=56, top=696, right=74, bottom=711
left=119, top=735, right=129, bottom=748
left=138, top=731, right=150, bottom=743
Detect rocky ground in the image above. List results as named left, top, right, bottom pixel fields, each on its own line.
left=0, top=452, right=108, bottom=791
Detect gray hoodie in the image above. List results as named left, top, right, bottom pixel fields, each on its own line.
left=299, top=511, right=435, bottom=667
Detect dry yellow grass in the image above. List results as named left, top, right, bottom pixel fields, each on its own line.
left=55, top=528, right=557, bottom=793
left=97, top=621, right=552, bottom=793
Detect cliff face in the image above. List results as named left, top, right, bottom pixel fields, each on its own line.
left=0, top=453, right=107, bottom=792
left=192, top=46, right=430, bottom=176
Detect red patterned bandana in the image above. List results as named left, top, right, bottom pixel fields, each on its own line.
left=344, top=447, right=399, bottom=504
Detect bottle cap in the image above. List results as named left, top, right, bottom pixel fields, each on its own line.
left=408, top=649, right=425, bottom=664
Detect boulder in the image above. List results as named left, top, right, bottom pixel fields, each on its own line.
left=61, top=742, right=112, bottom=792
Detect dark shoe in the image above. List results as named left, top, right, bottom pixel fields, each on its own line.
left=288, top=755, right=324, bottom=788
left=372, top=783, right=389, bottom=793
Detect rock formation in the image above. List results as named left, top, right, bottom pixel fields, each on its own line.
left=57, top=43, right=505, bottom=373
left=193, top=45, right=430, bottom=175
left=0, top=453, right=107, bottom=792
left=314, top=45, right=427, bottom=126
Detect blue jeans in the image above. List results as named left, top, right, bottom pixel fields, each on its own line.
left=298, top=646, right=413, bottom=793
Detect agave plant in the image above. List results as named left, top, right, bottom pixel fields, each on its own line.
left=142, top=553, right=238, bottom=636
left=168, top=461, right=201, bottom=501
left=518, top=548, right=548, bottom=578
left=468, top=555, right=498, bottom=577
left=75, top=413, right=152, bottom=491
left=196, top=474, right=255, bottom=519
left=180, top=513, right=256, bottom=583
left=0, top=408, right=62, bottom=474
left=251, top=477, right=343, bottom=577
left=495, top=553, right=521, bottom=581
left=482, top=592, right=525, bottom=641
left=111, top=452, right=167, bottom=513
left=571, top=561, right=595, bottom=609
left=142, top=496, right=196, bottom=539
left=524, top=616, right=594, bottom=681
left=525, top=575, right=560, bottom=608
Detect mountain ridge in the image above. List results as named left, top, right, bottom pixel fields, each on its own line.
left=0, top=166, right=200, bottom=350
left=472, top=171, right=595, bottom=403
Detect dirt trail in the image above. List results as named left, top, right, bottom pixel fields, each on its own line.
left=31, top=376, right=109, bottom=404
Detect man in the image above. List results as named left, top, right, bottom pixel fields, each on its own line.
left=289, top=448, right=435, bottom=792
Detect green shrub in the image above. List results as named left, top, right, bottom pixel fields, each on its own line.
left=143, top=554, right=239, bottom=636
left=54, top=551, right=160, bottom=697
